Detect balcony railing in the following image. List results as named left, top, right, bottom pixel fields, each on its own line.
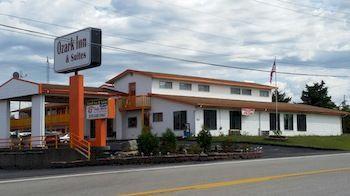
left=118, top=95, right=151, bottom=111
left=10, top=114, right=70, bottom=130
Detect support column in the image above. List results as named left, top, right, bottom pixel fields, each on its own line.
left=0, top=100, right=10, bottom=147
left=32, top=95, right=45, bottom=146
left=69, top=75, right=85, bottom=140
left=93, top=119, right=107, bottom=147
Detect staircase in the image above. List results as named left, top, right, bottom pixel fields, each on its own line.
left=70, top=133, right=91, bottom=160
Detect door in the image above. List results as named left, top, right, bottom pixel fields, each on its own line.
left=128, top=82, right=136, bottom=96
left=230, top=111, right=242, bottom=130
left=128, top=82, right=136, bottom=107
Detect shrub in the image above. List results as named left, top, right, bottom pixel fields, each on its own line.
left=222, top=137, right=234, bottom=152
left=160, top=128, right=177, bottom=154
left=141, top=126, right=151, bottom=134
left=197, top=128, right=212, bottom=152
left=137, top=131, right=159, bottom=155
left=187, top=143, right=202, bottom=154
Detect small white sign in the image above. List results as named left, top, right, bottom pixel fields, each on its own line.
left=242, top=108, right=255, bottom=116
left=54, top=28, right=101, bottom=73
left=86, top=100, right=108, bottom=120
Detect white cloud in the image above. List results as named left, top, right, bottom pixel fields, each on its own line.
left=0, top=0, right=349, bottom=104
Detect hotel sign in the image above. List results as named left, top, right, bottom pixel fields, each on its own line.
left=86, top=100, right=108, bottom=120
left=54, top=28, right=101, bottom=73
left=242, top=108, right=255, bottom=116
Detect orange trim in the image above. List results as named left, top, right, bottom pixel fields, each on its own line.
left=151, top=94, right=348, bottom=116
left=38, top=84, right=43, bottom=94
left=107, top=98, right=116, bottom=119
left=42, top=88, right=118, bottom=97
left=106, top=69, right=274, bottom=90
left=0, top=78, right=40, bottom=88
left=91, top=119, right=107, bottom=147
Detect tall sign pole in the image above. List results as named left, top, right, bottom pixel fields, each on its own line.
left=274, top=58, right=278, bottom=133
left=54, top=28, right=101, bottom=141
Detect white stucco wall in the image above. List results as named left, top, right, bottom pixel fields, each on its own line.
left=0, top=100, right=10, bottom=141
left=193, top=108, right=343, bottom=137
left=151, top=78, right=272, bottom=102
left=113, top=73, right=152, bottom=95
left=150, top=97, right=196, bottom=137
left=279, top=113, right=342, bottom=136
left=31, top=95, right=45, bottom=138
left=121, top=110, right=142, bottom=139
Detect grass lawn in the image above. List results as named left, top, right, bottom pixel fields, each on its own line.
left=212, top=134, right=350, bottom=151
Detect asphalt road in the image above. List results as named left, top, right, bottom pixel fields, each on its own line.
left=1, top=152, right=350, bottom=196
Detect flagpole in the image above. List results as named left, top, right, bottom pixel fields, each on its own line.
left=275, top=57, right=278, bottom=133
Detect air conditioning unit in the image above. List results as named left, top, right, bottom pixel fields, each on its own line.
left=229, top=129, right=241, bottom=136
left=261, top=130, right=270, bottom=136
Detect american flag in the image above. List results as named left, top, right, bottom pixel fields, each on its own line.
left=269, top=59, right=276, bottom=83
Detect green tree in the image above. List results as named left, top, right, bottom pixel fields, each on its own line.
left=340, top=101, right=350, bottom=133
left=301, top=80, right=336, bottom=109
left=272, top=90, right=292, bottom=103
left=197, top=128, right=212, bottom=153
left=137, top=132, right=159, bottom=155
left=160, top=129, right=177, bottom=153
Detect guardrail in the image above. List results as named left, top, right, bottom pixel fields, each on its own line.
left=11, top=114, right=70, bottom=130
left=70, top=133, right=91, bottom=160
left=0, top=135, right=61, bottom=150
left=117, top=95, right=151, bottom=111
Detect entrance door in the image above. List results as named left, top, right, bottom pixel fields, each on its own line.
left=230, top=111, right=242, bottom=130
left=128, top=82, right=136, bottom=96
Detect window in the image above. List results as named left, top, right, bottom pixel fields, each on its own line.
left=242, top=89, right=252, bottom=95
left=128, top=117, right=137, bottom=128
left=90, top=120, right=95, bottom=138
left=159, top=81, right=172, bottom=89
left=297, top=114, right=307, bottom=131
left=204, top=110, right=217, bottom=130
left=231, top=87, right=241, bottom=95
left=153, top=112, right=163, bottom=122
left=179, top=83, right=192, bottom=90
left=269, top=113, right=280, bottom=131
left=198, top=84, right=210, bottom=92
left=107, top=119, right=115, bottom=138
left=284, top=114, right=294, bottom=130
left=173, top=111, right=187, bottom=130
left=230, top=111, right=241, bottom=130
left=260, top=90, right=269, bottom=97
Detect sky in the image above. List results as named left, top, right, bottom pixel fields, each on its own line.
left=0, top=0, right=350, bottom=106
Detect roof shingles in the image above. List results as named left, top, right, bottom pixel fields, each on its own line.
left=106, top=69, right=275, bottom=90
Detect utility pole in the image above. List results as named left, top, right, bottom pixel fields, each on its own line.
left=46, top=56, right=50, bottom=84
left=18, top=71, right=27, bottom=120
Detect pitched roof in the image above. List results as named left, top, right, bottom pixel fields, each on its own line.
left=106, top=69, right=275, bottom=90
left=151, top=94, right=348, bottom=116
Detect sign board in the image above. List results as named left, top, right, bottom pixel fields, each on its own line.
left=86, top=100, right=108, bottom=120
left=241, top=108, right=255, bottom=116
left=54, top=28, right=101, bottom=73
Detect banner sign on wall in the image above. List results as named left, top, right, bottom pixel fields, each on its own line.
left=86, top=100, right=108, bottom=120
left=241, top=108, right=255, bottom=116
left=54, top=27, right=101, bottom=73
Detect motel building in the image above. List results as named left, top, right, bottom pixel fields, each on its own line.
left=0, top=69, right=347, bottom=152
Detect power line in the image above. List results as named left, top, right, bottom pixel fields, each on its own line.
left=0, top=23, right=349, bottom=78
left=274, top=0, right=350, bottom=16
left=251, top=0, right=348, bottom=24
left=150, top=0, right=265, bottom=28
left=0, top=12, right=233, bottom=57
left=0, top=12, right=294, bottom=62
left=76, top=0, right=246, bottom=44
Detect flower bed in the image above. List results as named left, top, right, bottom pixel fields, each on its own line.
left=50, top=150, right=263, bottom=168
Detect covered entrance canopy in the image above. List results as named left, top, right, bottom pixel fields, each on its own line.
left=0, top=76, right=125, bottom=146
